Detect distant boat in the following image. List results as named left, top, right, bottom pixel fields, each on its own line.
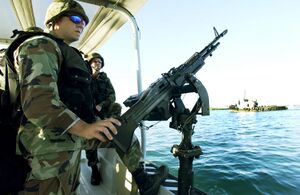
left=229, top=98, right=288, bottom=112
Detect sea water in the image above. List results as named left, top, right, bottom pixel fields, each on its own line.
left=140, top=109, right=300, bottom=195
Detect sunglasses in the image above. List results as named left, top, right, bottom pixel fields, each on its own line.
left=66, top=15, right=86, bottom=26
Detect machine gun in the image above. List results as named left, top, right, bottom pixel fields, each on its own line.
left=113, top=27, right=227, bottom=154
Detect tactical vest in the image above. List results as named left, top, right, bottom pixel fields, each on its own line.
left=55, top=39, right=95, bottom=123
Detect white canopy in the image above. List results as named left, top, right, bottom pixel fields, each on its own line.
left=0, top=0, right=147, bottom=54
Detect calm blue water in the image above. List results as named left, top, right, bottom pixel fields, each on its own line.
left=139, top=109, right=300, bottom=195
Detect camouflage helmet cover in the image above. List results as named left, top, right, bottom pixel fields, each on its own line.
left=87, top=53, right=105, bottom=67
left=45, top=0, right=89, bottom=26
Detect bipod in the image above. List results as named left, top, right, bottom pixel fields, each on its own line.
left=169, top=97, right=203, bottom=195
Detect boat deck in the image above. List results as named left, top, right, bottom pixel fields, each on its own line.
left=79, top=149, right=206, bottom=195
left=79, top=149, right=173, bottom=195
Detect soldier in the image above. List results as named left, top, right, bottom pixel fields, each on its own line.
left=85, top=53, right=122, bottom=185
left=14, top=0, right=168, bottom=194
left=88, top=52, right=122, bottom=119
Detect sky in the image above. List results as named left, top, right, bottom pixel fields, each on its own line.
left=97, top=0, right=300, bottom=108
left=1, top=0, right=299, bottom=109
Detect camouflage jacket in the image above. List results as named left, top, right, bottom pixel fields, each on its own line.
left=92, top=71, right=116, bottom=107
left=14, top=35, right=91, bottom=157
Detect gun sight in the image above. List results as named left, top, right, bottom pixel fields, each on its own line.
left=214, top=27, right=228, bottom=38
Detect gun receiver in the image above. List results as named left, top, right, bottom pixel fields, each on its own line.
left=113, top=28, right=228, bottom=153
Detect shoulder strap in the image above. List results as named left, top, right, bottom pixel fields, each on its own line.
left=6, top=30, right=63, bottom=73
left=5, top=30, right=65, bottom=104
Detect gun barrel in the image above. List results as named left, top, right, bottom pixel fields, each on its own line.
left=220, top=29, right=228, bottom=37
left=199, top=29, right=227, bottom=58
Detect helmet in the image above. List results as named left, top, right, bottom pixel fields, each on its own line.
left=25, top=26, right=44, bottom=32
left=45, top=0, right=89, bottom=26
left=87, top=53, right=105, bottom=67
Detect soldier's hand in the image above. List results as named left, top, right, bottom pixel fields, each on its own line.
left=92, top=118, right=121, bottom=142
left=68, top=118, right=121, bottom=142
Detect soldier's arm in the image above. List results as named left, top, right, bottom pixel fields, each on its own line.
left=15, top=36, right=78, bottom=134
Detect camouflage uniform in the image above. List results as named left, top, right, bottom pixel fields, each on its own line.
left=92, top=71, right=122, bottom=119
left=15, top=33, right=143, bottom=195
left=13, top=4, right=142, bottom=194
left=13, top=0, right=166, bottom=194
